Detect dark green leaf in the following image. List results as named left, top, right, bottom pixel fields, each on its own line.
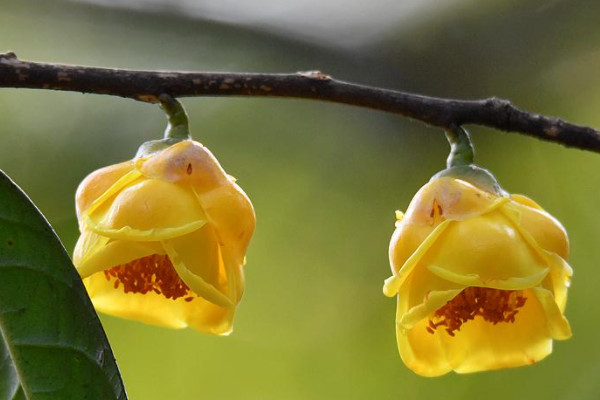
left=0, top=170, right=127, bottom=400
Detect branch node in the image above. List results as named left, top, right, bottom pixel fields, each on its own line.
left=0, top=51, right=18, bottom=62
left=297, top=70, right=332, bottom=81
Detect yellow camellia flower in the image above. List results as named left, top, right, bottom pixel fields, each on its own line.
left=73, top=139, right=255, bottom=335
left=383, top=176, right=572, bottom=376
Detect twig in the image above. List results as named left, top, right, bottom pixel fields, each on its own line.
left=1, top=51, right=599, bottom=153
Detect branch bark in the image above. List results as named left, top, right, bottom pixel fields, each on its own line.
left=1, top=51, right=599, bottom=153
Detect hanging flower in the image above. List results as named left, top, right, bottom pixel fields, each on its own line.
left=73, top=140, right=255, bottom=335
left=383, top=176, right=572, bottom=376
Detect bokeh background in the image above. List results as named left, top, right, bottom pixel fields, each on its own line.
left=2, top=0, right=600, bottom=398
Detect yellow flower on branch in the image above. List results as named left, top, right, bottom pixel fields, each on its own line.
left=73, top=139, right=255, bottom=335
left=383, top=176, right=572, bottom=376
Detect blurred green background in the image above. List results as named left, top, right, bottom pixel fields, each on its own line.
left=2, top=0, right=600, bottom=398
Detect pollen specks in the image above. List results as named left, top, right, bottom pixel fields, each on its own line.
left=427, top=287, right=527, bottom=336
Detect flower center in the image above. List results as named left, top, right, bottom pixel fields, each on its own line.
left=103, top=254, right=195, bottom=301
left=427, top=287, right=527, bottom=336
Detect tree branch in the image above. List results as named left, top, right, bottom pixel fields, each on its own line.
left=1, top=51, right=599, bottom=153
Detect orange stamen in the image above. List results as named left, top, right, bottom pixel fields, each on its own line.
left=103, top=254, right=195, bottom=301
left=427, top=287, right=526, bottom=336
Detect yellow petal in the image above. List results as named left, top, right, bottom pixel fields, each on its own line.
left=510, top=197, right=569, bottom=259
left=83, top=169, right=144, bottom=218
left=398, top=289, right=463, bottom=332
left=543, top=251, right=573, bottom=313
left=75, top=160, right=134, bottom=216
left=139, top=140, right=229, bottom=191
left=427, top=264, right=548, bottom=290
left=73, top=228, right=110, bottom=270
left=396, top=299, right=452, bottom=377
left=84, top=273, right=233, bottom=335
left=510, top=194, right=542, bottom=210
left=194, top=184, right=256, bottom=266
left=221, top=245, right=245, bottom=303
left=162, top=235, right=233, bottom=308
left=384, top=220, right=452, bottom=297
left=421, top=212, right=549, bottom=284
left=74, top=229, right=164, bottom=278
left=388, top=221, right=436, bottom=276
left=532, top=287, right=572, bottom=340
left=402, top=177, right=500, bottom=226
left=85, top=179, right=207, bottom=241
left=442, top=289, right=553, bottom=374
left=400, top=288, right=554, bottom=376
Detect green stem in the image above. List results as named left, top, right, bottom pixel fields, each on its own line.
left=445, top=125, right=474, bottom=168
left=159, top=94, right=191, bottom=140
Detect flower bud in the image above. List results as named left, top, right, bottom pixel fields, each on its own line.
left=73, top=140, right=255, bottom=335
left=384, top=176, right=572, bottom=376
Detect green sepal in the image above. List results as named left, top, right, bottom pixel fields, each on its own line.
left=432, top=164, right=508, bottom=197
left=135, top=137, right=184, bottom=159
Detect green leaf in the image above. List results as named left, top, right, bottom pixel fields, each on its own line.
left=0, top=170, right=127, bottom=400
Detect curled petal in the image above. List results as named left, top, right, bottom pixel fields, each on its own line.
left=427, top=265, right=548, bottom=290
left=543, top=251, right=572, bottom=313
left=532, top=287, right=572, bottom=340
left=74, top=229, right=164, bottom=278
left=398, top=289, right=463, bottom=332
left=162, top=232, right=233, bottom=307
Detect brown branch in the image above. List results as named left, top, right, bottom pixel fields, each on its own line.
left=1, top=51, right=599, bottom=153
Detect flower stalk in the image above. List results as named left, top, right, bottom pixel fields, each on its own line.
left=159, top=94, right=191, bottom=141
left=444, top=124, right=474, bottom=168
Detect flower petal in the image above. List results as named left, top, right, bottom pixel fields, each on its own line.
left=85, top=179, right=207, bottom=241
left=220, top=245, right=245, bottom=303
left=510, top=196, right=569, bottom=259
left=532, top=287, right=572, bottom=340
left=543, top=251, right=573, bottom=313
left=398, top=289, right=463, bottom=332
left=384, top=220, right=452, bottom=297
left=162, top=229, right=233, bottom=308
left=397, top=306, right=452, bottom=377
left=444, top=289, right=553, bottom=374
left=420, top=212, right=549, bottom=284
left=403, top=177, right=500, bottom=225
left=83, top=168, right=143, bottom=218
left=84, top=215, right=206, bottom=242
left=193, top=183, right=255, bottom=266
left=84, top=273, right=233, bottom=335
left=74, top=229, right=164, bottom=278
left=427, top=265, right=548, bottom=290
left=75, top=160, right=135, bottom=217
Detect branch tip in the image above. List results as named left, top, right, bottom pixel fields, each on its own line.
left=0, top=52, right=18, bottom=61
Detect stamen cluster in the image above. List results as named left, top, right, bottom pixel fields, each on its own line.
left=104, top=254, right=194, bottom=302
left=427, top=287, right=527, bottom=336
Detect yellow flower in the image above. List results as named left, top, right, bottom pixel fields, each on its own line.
left=383, top=176, right=572, bottom=376
left=73, top=140, right=255, bottom=335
